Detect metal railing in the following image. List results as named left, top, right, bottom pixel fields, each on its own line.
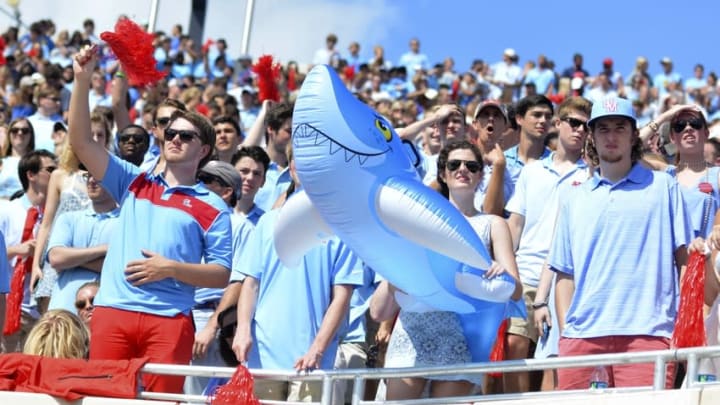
left=138, top=345, right=720, bottom=404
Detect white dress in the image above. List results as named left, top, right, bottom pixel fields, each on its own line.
left=384, top=214, right=492, bottom=384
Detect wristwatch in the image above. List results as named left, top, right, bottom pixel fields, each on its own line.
left=531, top=302, right=548, bottom=309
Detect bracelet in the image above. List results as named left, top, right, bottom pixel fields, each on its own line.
left=648, top=120, right=659, bottom=133
left=531, top=302, right=548, bottom=309
left=115, top=71, right=126, bottom=79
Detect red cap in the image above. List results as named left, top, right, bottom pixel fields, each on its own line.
left=603, top=58, right=613, bottom=66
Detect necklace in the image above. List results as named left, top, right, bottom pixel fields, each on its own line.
left=677, top=159, right=710, bottom=171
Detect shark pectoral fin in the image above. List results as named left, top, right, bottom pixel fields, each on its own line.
left=273, top=190, right=334, bottom=267
left=454, top=272, right=515, bottom=303
left=375, top=177, right=492, bottom=269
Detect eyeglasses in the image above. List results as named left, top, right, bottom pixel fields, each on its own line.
left=561, top=116, right=588, bottom=131
left=75, top=296, right=95, bottom=310
left=198, top=173, right=229, bottom=187
left=118, top=133, right=147, bottom=143
left=155, top=116, right=171, bottom=127
left=42, top=165, right=57, bottom=174
left=671, top=118, right=704, bottom=133
left=81, top=172, right=97, bottom=183
left=10, top=127, right=31, bottom=135
left=164, top=128, right=200, bottom=143
left=446, top=159, right=481, bottom=173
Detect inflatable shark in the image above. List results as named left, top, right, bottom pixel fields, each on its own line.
left=275, top=65, right=515, bottom=319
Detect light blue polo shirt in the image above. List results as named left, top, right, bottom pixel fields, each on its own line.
left=196, top=212, right=256, bottom=303
left=242, top=209, right=364, bottom=370
left=504, top=145, right=553, bottom=192
left=96, top=155, right=233, bottom=316
left=253, top=162, right=292, bottom=212
left=338, top=265, right=376, bottom=344
left=505, top=154, right=588, bottom=286
left=548, top=164, right=691, bottom=339
left=47, top=207, right=119, bottom=314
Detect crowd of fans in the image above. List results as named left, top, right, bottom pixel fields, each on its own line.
left=1, top=15, right=720, bottom=404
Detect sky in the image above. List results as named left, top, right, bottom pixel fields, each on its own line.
left=4, top=0, right=720, bottom=82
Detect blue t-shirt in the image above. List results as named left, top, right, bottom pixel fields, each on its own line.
left=196, top=212, right=256, bottom=303
left=47, top=207, right=119, bottom=314
left=242, top=209, right=364, bottom=370
left=548, top=164, right=691, bottom=339
left=96, top=155, right=233, bottom=316
left=253, top=162, right=292, bottom=213
left=0, top=231, right=9, bottom=293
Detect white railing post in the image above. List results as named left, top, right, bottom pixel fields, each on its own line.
left=320, top=375, right=333, bottom=405
left=686, top=352, right=698, bottom=387
left=351, top=376, right=365, bottom=405
left=653, top=356, right=666, bottom=390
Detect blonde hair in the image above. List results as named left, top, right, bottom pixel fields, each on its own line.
left=23, top=309, right=90, bottom=359
left=59, top=136, right=81, bottom=171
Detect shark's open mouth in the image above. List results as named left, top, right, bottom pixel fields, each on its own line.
left=293, top=123, right=390, bottom=166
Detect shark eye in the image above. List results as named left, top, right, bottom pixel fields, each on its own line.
left=375, top=118, right=393, bottom=142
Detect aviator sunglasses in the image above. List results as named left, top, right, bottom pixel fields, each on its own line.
left=671, top=118, right=704, bottom=133
left=164, top=128, right=200, bottom=142
left=446, top=159, right=481, bottom=173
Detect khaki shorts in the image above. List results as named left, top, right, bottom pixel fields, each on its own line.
left=507, top=284, right=539, bottom=342
left=254, top=379, right=322, bottom=402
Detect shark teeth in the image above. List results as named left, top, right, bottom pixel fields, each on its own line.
left=315, top=134, right=329, bottom=145
left=358, top=155, right=369, bottom=165
left=344, top=150, right=356, bottom=162
left=329, top=141, right=342, bottom=155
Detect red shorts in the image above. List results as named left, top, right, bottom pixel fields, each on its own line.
left=89, top=306, right=194, bottom=393
left=557, top=335, right=674, bottom=390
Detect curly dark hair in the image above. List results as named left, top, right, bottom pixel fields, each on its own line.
left=436, top=139, right=484, bottom=199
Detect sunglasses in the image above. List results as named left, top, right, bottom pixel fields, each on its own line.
left=198, top=173, right=229, bottom=187
left=75, top=296, right=95, bottom=310
left=119, top=133, right=147, bottom=143
left=561, top=116, right=588, bottom=131
left=446, top=159, right=481, bottom=173
left=164, top=128, right=200, bottom=143
left=10, top=127, right=31, bottom=135
left=671, top=118, right=704, bottom=133
left=155, top=116, right=171, bottom=127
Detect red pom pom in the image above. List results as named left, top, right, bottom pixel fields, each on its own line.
left=672, top=251, right=707, bottom=348
left=287, top=68, right=297, bottom=92
left=0, top=37, right=6, bottom=65
left=487, top=318, right=509, bottom=378
left=100, top=18, right=166, bottom=87
left=211, top=365, right=259, bottom=405
left=252, top=55, right=281, bottom=102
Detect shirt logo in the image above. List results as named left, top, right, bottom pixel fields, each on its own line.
left=603, top=98, right=617, bottom=113
left=183, top=198, right=192, bottom=207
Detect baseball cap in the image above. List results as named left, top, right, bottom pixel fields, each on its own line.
left=53, top=122, right=67, bottom=132
left=603, top=58, right=613, bottom=67
left=660, top=57, right=673, bottom=65
left=473, top=100, right=508, bottom=122
left=588, top=97, right=636, bottom=127
left=199, top=160, right=243, bottom=200
left=503, top=48, right=517, bottom=58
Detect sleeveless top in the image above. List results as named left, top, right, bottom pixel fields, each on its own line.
left=35, top=171, right=92, bottom=298
left=667, top=165, right=720, bottom=238
left=384, top=214, right=492, bottom=382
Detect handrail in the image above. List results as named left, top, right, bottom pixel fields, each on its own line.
left=138, top=345, right=720, bottom=404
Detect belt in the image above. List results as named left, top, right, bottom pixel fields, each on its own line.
left=194, top=300, right=219, bottom=310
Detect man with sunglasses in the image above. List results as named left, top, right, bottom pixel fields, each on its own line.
left=506, top=97, right=592, bottom=391
left=45, top=172, right=118, bottom=314
left=140, top=98, right=187, bottom=171
left=68, top=47, right=232, bottom=394
left=0, top=150, right=56, bottom=352
left=549, top=96, right=690, bottom=389
left=116, top=124, right=150, bottom=167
